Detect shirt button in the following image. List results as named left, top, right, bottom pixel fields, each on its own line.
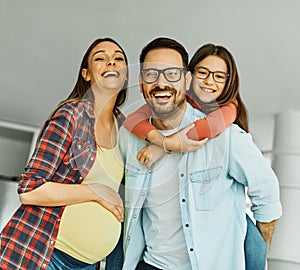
left=182, top=198, right=186, bottom=202
left=190, top=248, right=194, bottom=252
left=50, top=240, right=54, bottom=245
left=127, top=236, right=131, bottom=241
left=148, top=170, right=152, bottom=173
left=43, top=263, right=47, bottom=268
left=141, top=192, right=145, bottom=196
left=91, top=157, right=94, bottom=161
left=133, top=214, right=137, bottom=218
left=79, top=176, right=83, bottom=180
left=206, top=177, right=210, bottom=181
left=180, top=173, right=184, bottom=177
left=185, top=224, right=190, bottom=227
left=77, top=144, right=82, bottom=150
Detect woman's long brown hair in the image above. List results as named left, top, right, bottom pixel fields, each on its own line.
left=37, top=38, right=128, bottom=143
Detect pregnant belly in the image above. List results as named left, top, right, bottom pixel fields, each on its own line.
left=56, top=201, right=121, bottom=263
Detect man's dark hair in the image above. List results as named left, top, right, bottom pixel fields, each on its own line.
left=139, top=37, right=188, bottom=71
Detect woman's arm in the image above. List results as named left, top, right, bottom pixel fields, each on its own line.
left=18, top=105, right=75, bottom=194
left=18, top=104, right=124, bottom=221
left=19, top=182, right=96, bottom=206
left=19, top=182, right=124, bottom=222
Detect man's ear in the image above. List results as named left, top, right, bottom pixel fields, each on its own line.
left=81, top=69, right=91, bottom=81
left=139, top=75, right=143, bottom=93
left=185, top=71, right=192, bottom=91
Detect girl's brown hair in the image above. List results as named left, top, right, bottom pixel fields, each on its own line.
left=188, top=44, right=248, bottom=132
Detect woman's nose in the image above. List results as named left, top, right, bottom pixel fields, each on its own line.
left=108, top=58, right=115, bottom=66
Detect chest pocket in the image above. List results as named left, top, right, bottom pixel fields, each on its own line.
left=125, top=162, right=148, bottom=177
left=190, top=166, right=231, bottom=211
left=124, top=162, right=150, bottom=209
left=63, top=136, right=93, bottom=171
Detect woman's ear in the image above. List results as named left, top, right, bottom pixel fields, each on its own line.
left=81, top=69, right=90, bottom=81
left=185, top=71, right=192, bottom=91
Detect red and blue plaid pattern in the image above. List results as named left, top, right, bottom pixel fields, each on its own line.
left=1, top=101, right=99, bottom=270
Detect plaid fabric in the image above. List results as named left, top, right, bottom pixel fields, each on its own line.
left=0, top=100, right=121, bottom=270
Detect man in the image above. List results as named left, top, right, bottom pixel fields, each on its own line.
left=119, top=37, right=282, bottom=270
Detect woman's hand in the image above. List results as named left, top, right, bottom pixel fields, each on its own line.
left=165, top=124, right=208, bottom=153
left=137, top=144, right=165, bottom=169
left=88, top=184, right=124, bottom=222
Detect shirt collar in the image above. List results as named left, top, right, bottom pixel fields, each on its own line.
left=81, top=100, right=95, bottom=119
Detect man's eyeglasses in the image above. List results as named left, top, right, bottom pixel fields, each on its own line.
left=141, top=67, right=185, bottom=84
left=194, top=66, right=229, bottom=83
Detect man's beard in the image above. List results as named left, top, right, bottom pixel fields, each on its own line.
left=145, top=86, right=186, bottom=120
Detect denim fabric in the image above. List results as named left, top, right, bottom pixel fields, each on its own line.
left=47, top=248, right=97, bottom=270
left=105, top=214, right=267, bottom=270
left=105, top=229, right=124, bottom=270
left=120, top=104, right=282, bottom=270
left=245, top=214, right=267, bottom=270
left=136, top=260, right=162, bottom=270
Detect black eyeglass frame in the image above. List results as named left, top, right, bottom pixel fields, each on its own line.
left=141, top=67, right=185, bottom=84
left=194, top=66, right=229, bottom=83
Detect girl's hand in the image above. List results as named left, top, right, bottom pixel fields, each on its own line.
left=165, top=124, right=208, bottom=153
left=88, top=183, right=124, bottom=222
left=137, top=144, right=165, bottom=169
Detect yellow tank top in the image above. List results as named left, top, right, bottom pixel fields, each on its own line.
left=55, top=141, right=124, bottom=263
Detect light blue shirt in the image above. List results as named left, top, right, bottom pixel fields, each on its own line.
left=119, top=103, right=282, bottom=270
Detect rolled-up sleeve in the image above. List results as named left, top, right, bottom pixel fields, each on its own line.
left=18, top=105, right=74, bottom=194
left=228, top=125, right=282, bottom=222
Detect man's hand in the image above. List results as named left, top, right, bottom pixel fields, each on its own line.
left=256, top=219, right=277, bottom=250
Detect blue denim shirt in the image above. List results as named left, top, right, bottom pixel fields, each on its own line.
left=119, top=104, right=282, bottom=270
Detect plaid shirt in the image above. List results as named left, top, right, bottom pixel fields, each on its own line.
left=0, top=100, right=124, bottom=270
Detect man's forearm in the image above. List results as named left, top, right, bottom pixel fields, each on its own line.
left=256, top=219, right=277, bottom=250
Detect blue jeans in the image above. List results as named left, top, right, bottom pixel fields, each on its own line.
left=105, top=229, right=124, bottom=270
left=47, top=248, right=97, bottom=270
left=245, top=214, right=267, bottom=270
left=136, top=260, right=161, bottom=270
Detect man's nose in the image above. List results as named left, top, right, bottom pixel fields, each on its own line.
left=156, top=72, right=169, bottom=87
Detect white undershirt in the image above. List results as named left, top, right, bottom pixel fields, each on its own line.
left=142, top=132, right=192, bottom=270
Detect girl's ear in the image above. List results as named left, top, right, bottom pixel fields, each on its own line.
left=81, top=69, right=91, bottom=81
